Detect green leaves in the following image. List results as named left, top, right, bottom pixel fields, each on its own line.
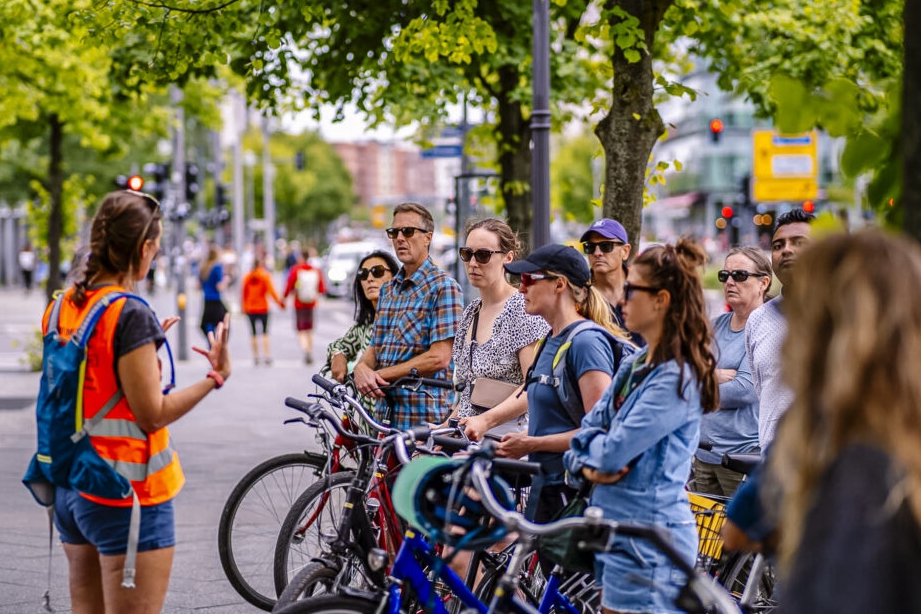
left=769, top=74, right=862, bottom=137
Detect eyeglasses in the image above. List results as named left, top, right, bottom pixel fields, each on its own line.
left=459, top=247, right=505, bottom=264
left=386, top=226, right=430, bottom=239
left=520, top=272, right=558, bottom=288
left=717, top=270, right=769, bottom=283
left=582, top=240, right=625, bottom=255
left=357, top=265, right=390, bottom=281
left=623, top=282, right=661, bottom=301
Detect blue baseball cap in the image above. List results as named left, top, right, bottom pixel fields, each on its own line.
left=580, top=218, right=629, bottom=244
left=504, top=244, right=591, bottom=288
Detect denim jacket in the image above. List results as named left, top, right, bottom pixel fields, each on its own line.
left=564, top=353, right=702, bottom=524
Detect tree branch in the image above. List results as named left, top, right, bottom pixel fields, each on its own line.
left=123, top=0, right=243, bottom=15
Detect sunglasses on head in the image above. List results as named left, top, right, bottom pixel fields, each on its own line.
left=519, top=272, right=558, bottom=288
left=386, top=226, right=430, bottom=239
left=459, top=247, right=505, bottom=264
left=357, top=265, right=390, bottom=281
left=582, top=240, right=624, bottom=255
left=717, top=270, right=768, bottom=283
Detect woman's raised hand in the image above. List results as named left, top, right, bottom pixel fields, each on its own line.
left=193, top=314, right=231, bottom=379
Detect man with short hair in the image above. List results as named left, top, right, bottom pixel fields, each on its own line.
left=580, top=218, right=640, bottom=339
left=353, top=203, right=463, bottom=430
left=746, top=208, right=814, bottom=449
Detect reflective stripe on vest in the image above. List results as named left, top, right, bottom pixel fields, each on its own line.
left=104, top=443, right=177, bottom=482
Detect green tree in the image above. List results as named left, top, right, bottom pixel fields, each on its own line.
left=551, top=133, right=602, bottom=223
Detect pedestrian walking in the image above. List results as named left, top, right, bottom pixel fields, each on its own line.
left=19, top=242, right=36, bottom=295
left=199, top=245, right=229, bottom=341
left=241, top=255, right=285, bottom=365
left=283, top=248, right=326, bottom=365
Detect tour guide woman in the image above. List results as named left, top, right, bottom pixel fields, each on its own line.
left=565, top=239, right=718, bottom=614
left=41, top=191, right=231, bottom=613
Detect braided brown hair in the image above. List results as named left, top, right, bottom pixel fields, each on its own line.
left=632, top=238, right=718, bottom=412
left=72, top=191, right=162, bottom=307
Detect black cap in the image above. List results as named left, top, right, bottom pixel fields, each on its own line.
left=504, top=244, right=591, bottom=288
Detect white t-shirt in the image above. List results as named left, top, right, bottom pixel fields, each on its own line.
left=19, top=250, right=35, bottom=271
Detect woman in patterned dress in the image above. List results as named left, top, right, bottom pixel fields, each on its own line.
left=441, top=218, right=549, bottom=435
left=322, top=250, right=398, bottom=387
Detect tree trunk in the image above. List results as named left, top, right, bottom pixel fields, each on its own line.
left=595, top=0, right=673, bottom=247
left=46, top=114, right=64, bottom=302
left=903, top=0, right=921, bottom=242
left=495, top=66, right=534, bottom=253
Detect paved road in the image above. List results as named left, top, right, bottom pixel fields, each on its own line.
left=0, top=278, right=356, bottom=613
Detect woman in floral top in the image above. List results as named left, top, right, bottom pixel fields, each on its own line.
left=441, top=219, right=548, bottom=435
left=322, top=250, right=399, bottom=390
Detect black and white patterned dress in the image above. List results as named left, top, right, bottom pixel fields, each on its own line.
left=451, top=293, right=550, bottom=418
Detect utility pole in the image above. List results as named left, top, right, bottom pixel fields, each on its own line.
left=232, top=91, right=246, bottom=263
left=262, top=119, right=276, bottom=266
left=169, top=86, right=189, bottom=360
left=530, top=0, right=552, bottom=249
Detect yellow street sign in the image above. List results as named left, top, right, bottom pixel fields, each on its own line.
left=752, top=129, right=818, bottom=202
left=370, top=204, right=388, bottom=228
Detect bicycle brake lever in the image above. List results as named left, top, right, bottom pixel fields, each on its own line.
left=284, top=417, right=308, bottom=426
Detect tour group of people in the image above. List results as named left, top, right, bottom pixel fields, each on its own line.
left=36, top=188, right=921, bottom=613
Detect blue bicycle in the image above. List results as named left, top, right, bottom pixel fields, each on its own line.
left=272, top=447, right=741, bottom=614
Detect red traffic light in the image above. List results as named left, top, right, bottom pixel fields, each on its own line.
left=802, top=200, right=815, bottom=213
left=709, top=119, right=724, bottom=134
left=721, top=206, right=734, bottom=219
left=127, top=175, right=145, bottom=191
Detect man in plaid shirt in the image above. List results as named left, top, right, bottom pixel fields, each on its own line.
left=353, top=203, right=463, bottom=430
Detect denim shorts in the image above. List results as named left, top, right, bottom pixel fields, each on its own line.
left=54, top=488, right=176, bottom=555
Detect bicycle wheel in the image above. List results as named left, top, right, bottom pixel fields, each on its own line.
left=273, top=470, right=356, bottom=596
left=218, top=453, right=326, bottom=611
left=272, top=594, right=380, bottom=614
left=718, top=552, right=778, bottom=613
left=274, top=560, right=341, bottom=610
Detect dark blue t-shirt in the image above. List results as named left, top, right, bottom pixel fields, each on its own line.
left=201, top=264, right=224, bottom=301
left=527, top=320, right=616, bottom=472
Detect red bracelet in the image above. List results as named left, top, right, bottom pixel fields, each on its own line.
left=206, top=371, right=225, bottom=389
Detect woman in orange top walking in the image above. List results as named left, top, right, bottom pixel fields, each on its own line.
left=242, top=256, right=285, bottom=365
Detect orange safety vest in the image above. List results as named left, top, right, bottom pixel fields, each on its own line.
left=43, top=286, right=184, bottom=507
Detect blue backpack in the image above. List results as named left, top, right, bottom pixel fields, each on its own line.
left=527, top=321, right=636, bottom=427
left=22, top=290, right=175, bottom=594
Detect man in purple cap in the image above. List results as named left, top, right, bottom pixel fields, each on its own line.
left=580, top=218, right=635, bottom=335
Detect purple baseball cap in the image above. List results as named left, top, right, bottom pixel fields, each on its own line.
left=580, top=218, right=628, bottom=244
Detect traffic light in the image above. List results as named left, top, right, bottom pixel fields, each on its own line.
left=144, top=163, right=169, bottom=202
left=709, top=119, right=724, bottom=143
left=185, top=163, right=200, bottom=202
left=802, top=200, right=815, bottom=214
left=295, top=151, right=305, bottom=171
left=721, top=206, right=734, bottom=219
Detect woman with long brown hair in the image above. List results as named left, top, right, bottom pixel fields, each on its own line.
left=565, top=238, right=718, bottom=614
left=770, top=231, right=921, bottom=612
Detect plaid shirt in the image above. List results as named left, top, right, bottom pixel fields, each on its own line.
left=370, top=257, right=463, bottom=430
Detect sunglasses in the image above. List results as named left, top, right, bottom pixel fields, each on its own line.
left=582, top=240, right=625, bottom=255
left=386, top=226, right=430, bottom=239
left=520, top=272, right=558, bottom=288
left=717, top=270, right=769, bottom=283
left=623, top=282, right=660, bottom=301
left=130, top=190, right=161, bottom=240
left=459, top=247, right=505, bottom=264
left=357, top=265, right=390, bottom=281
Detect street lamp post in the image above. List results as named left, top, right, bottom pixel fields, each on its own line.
left=531, top=0, right=552, bottom=249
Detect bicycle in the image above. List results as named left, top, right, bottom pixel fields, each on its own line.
left=272, top=373, right=458, bottom=604
left=218, top=378, right=372, bottom=610
left=271, top=445, right=742, bottom=614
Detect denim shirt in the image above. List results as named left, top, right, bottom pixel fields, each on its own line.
left=565, top=353, right=702, bottom=524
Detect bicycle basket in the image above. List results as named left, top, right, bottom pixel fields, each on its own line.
left=392, top=456, right=514, bottom=551
left=688, top=492, right=727, bottom=564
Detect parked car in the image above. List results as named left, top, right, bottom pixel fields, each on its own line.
left=324, top=240, right=392, bottom=298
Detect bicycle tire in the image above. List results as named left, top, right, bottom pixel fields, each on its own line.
left=273, top=470, right=356, bottom=596
left=717, top=552, right=778, bottom=613
left=273, top=560, right=341, bottom=610
left=218, top=453, right=327, bottom=611
left=272, top=594, right=380, bottom=614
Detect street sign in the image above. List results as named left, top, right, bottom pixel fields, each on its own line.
left=421, top=144, right=463, bottom=159
left=752, top=129, right=818, bottom=202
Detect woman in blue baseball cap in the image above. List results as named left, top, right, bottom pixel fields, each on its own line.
left=462, top=244, right=634, bottom=537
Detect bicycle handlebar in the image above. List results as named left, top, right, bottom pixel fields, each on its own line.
left=465, top=460, right=741, bottom=614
